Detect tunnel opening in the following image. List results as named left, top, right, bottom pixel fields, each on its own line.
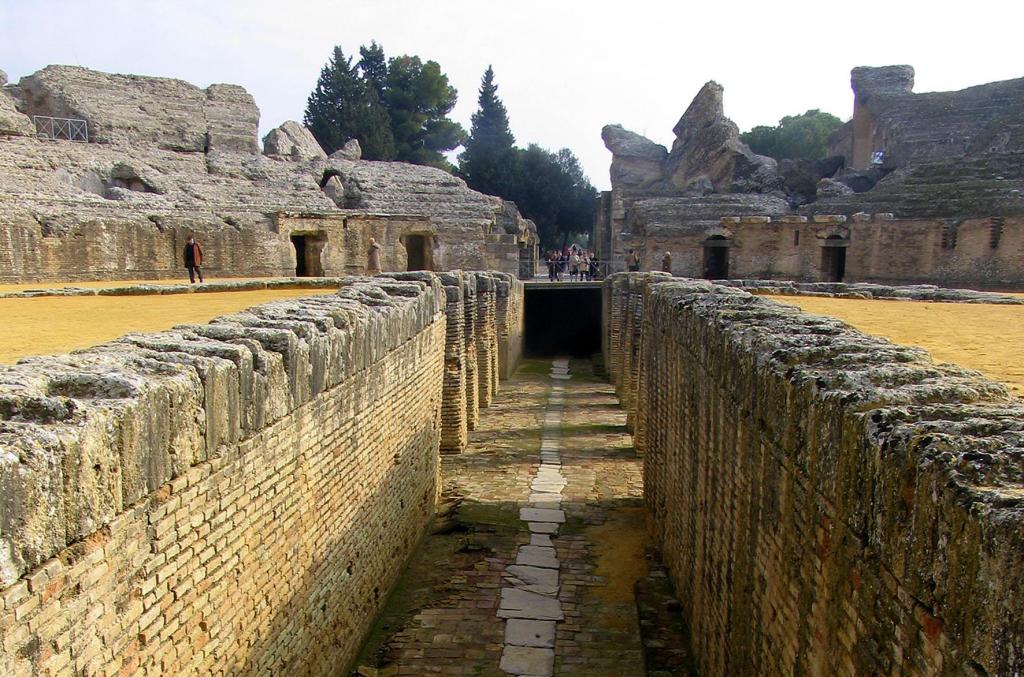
left=524, top=285, right=602, bottom=357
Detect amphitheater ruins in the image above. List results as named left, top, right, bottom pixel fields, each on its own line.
left=595, top=66, right=1024, bottom=289
left=0, top=62, right=1022, bottom=677
left=0, top=66, right=539, bottom=284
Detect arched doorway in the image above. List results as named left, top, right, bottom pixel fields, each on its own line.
left=820, top=235, right=848, bottom=282
left=702, top=236, right=731, bottom=280
left=403, top=233, right=433, bottom=271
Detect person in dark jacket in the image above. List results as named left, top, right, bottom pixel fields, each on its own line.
left=183, top=235, right=204, bottom=283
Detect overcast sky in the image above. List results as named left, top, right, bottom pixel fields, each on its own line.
left=2, top=0, right=1022, bottom=190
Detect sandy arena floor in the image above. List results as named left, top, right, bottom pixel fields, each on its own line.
left=1, top=288, right=337, bottom=364
left=0, top=277, right=284, bottom=293
left=767, top=295, right=1024, bottom=397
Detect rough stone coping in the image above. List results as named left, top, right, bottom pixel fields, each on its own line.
left=0, top=277, right=351, bottom=299
left=715, top=278, right=1024, bottom=304
left=0, top=272, right=524, bottom=300
left=0, top=272, right=467, bottom=586
left=639, top=275, right=1024, bottom=550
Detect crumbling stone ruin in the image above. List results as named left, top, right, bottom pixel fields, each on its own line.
left=595, top=67, right=1024, bottom=289
left=0, top=66, right=539, bottom=283
left=605, top=272, right=1024, bottom=675
left=0, top=270, right=523, bottom=674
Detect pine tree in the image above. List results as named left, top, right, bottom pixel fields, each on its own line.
left=459, top=66, right=518, bottom=197
left=384, top=55, right=466, bottom=170
left=358, top=41, right=388, bottom=102
left=303, top=46, right=394, bottom=159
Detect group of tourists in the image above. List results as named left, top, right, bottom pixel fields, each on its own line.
left=545, top=245, right=599, bottom=281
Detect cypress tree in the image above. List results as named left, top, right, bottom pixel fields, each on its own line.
left=459, top=66, right=518, bottom=196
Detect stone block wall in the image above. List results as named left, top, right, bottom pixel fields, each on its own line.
left=0, top=272, right=523, bottom=674
left=604, top=273, right=1024, bottom=675
left=473, top=273, right=498, bottom=409
left=493, top=272, right=524, bottom=381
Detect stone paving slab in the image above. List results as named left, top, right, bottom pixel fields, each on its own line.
left=515, top=547, right=559, bottom=570
left=505, top=619, right=557, bottom=648
left=497, top=588, right=564, bottom=621
left=500, top=645, right=554, bottom=675
left=519, top=507, right=566, bottom=523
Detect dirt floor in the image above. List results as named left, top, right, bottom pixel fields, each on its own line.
left=766, top=295, right=1024, bottom=396
left=0, top=288, right=337, bottom=364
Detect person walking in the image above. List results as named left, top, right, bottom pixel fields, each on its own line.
left=183, top=235, right=204, bottom=284
left=367, top=237, right=382, bottom=275
left=662, top=251, right=673, bottom=274
left=570, top=251, right=581, bottom=281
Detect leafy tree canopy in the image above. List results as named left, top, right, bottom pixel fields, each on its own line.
left=304, top=43, right=465, bottom=168
left=740, top=109, right=844, bottom=160
left=385, top=55, right=466, bottom=169
left=303, top=46, right=394, bottom=159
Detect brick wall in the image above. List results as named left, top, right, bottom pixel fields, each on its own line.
left=604, top=272, right=1024, bottom=675
left=0, top=272, right=523, bottom=674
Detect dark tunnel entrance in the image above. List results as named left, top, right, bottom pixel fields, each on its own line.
left=524, top=285, right=602, bottom=357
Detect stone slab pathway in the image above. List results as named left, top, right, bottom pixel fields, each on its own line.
left=352, top=358, right=646, bottom=676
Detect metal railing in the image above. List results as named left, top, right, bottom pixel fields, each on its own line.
left=32, top=115, right=88, bottom=142
left=540, top=258, right=614, bottom=281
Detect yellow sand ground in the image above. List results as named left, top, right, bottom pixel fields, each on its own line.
left=766, top=296, right=1024, bottom=396
left=1, top=288, right=337, bottom=364
left=0, top=277, right=279, bottom=293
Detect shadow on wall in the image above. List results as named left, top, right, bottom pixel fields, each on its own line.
left=524, top=287, right=602, bottom=357
left=229, top=430, right=439, bottom=675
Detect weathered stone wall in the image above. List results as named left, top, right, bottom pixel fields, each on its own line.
left=0, top=272, right=523, bottom=674
left=628, top=213, right=1024, bottom=290
left=604, top=273, right=1024, bottom=675
left=0, top=65, right=538, bottom=283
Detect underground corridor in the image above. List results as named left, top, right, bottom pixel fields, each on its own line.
left=350, top=352, right=693, bottom=676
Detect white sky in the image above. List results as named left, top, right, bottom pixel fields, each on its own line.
left=2, top=0, right=1022, bottom=190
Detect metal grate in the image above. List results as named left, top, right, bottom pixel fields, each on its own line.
left=32, top=115, right=88, bottom=142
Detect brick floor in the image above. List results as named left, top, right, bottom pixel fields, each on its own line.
left=353, top=358, right=646, bottom=676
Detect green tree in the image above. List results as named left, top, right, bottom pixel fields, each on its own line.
left=740, top=109, right=844, bottom=160
left=384, top=55, right=466, bottom=169
left=358, top=41, right=388, bottom=102
left=303, top=46, right=394, bottom=159
left=459, top=66, right=518, bottom=197
left=509, top=145, right=598, bottom=249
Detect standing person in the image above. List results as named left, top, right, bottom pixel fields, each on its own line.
left=183, top=235, right=204, bottom=284
left=662, top=251, right=673, bottom=274
left=570, top=250, right=581, bottom=281
left=367, top=237, right=382, bottom=275
left=626, top=248, right=640, bottom=272
left=547, top=251, right=557, bottom=281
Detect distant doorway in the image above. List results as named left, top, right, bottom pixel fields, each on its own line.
left=702, top=236, right=731, bottom=279
left=820, top=236, right=848, bottom=282
left=404, top=233, right=433, bottom=271
left=291, top=233, right=326, bottom=277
